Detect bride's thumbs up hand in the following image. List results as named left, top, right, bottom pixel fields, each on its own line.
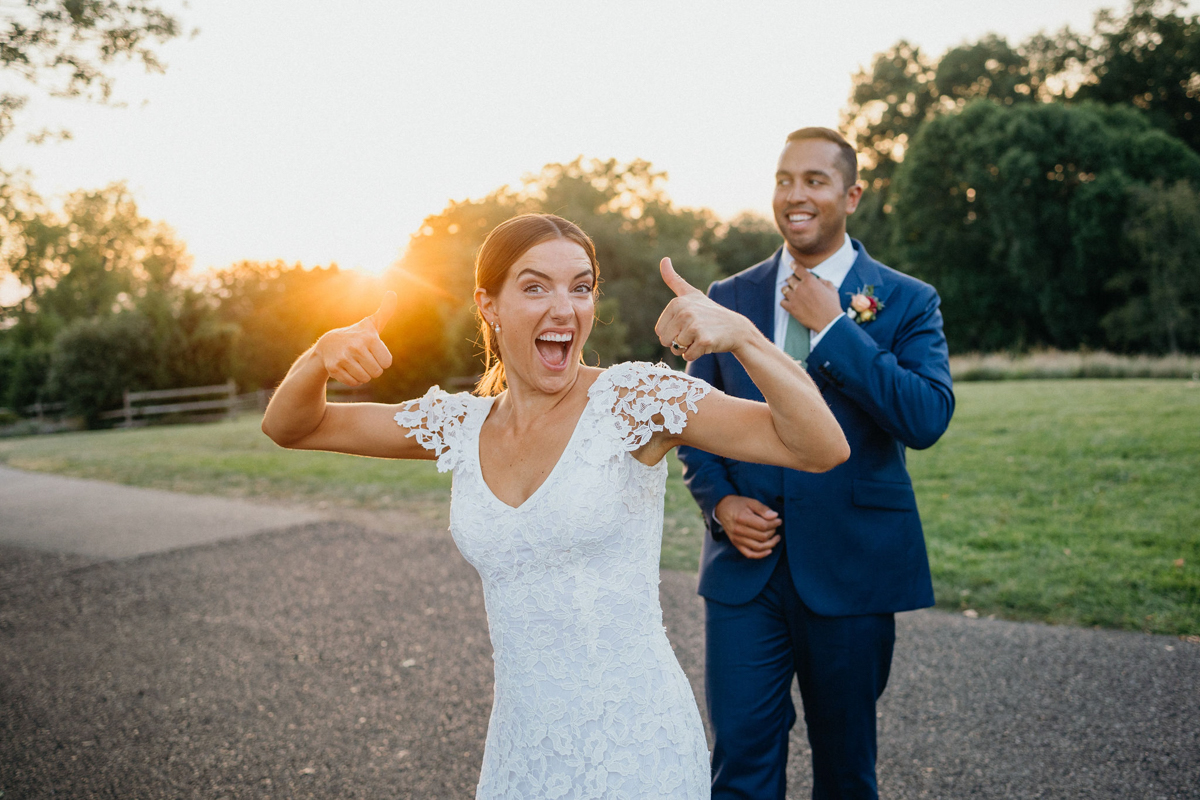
left=655, top=258, right=752, bottom=361
left=314, top=291, right=397, bottom=386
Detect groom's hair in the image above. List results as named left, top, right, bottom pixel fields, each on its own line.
left=785, top=127, right=858, bottom=191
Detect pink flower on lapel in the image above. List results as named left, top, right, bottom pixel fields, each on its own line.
left=846, top=285, right=883, bottom=324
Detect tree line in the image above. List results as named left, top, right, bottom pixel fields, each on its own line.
left=0, top=162, right=782, bottom=422
left=844, top=0, right=1200, bottom=353
left=2, top=0, right=1199, bottom=426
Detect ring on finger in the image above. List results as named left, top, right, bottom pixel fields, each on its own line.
left=670, top=340, right=685, bottom=353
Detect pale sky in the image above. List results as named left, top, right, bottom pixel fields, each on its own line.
left=0, top=0, right=1139, bottom=286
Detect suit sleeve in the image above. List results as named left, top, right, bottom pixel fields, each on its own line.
left=809, top=284, right=954, bottom=450
left=677, top=282, right=739, bottom=542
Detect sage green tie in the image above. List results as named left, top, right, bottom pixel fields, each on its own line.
left=783, top=314, right=810, bottom=369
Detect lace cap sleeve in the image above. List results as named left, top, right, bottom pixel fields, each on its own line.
left=393, top=386, right=476, bottom=473
left=591, top=361, right=712, bottom=452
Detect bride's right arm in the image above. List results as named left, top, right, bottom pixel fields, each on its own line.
left=261, top=292, right=436, bottom=462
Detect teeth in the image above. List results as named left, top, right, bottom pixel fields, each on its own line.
left=537, top=332, right=573, bottom=342
left=789, top=213, right=814, bottom=222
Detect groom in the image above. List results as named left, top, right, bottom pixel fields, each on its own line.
left=678, top=127, right=954, bottom=799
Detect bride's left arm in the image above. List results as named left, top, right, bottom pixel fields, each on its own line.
left=653, top=258, right=849, bottom=472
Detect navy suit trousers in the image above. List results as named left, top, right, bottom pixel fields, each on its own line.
left=705, top=553, right=896, bottom=800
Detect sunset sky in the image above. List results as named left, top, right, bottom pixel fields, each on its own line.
left=0, top=0, right=1151, bottom=286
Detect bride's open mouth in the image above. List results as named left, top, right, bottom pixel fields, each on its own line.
left=535, top=331, right=573, bottom=369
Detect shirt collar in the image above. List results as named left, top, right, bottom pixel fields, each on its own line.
left=777, top=234, right=856, bottom=289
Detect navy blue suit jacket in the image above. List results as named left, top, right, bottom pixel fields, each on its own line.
left=678, top=240, right=954, bottom=615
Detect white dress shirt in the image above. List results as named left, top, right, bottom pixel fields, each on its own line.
left=773, top=233, right=856, bottom=352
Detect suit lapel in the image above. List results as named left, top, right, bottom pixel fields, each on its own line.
left=839, top=241, right=894, bottom=313
left=736, top=248, right=780, bottom=341
left=809, top=242, right=891, bottom=391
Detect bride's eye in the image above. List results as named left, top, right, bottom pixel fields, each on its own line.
left=573, top=283, right=594, bottom=294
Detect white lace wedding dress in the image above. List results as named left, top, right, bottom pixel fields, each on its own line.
left=394, top=361, right=711, bottom=799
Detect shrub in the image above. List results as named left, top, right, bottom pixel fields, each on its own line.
left=0, top=340, right=54, bottom=411
left=951, top=349, right=1200, bottom=381
left=48, top=313, right=156, bottom=424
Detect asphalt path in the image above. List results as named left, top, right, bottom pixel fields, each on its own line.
left=1, top=472, right=1197, bottom=799
left=0, top=465, right=320, bottom=558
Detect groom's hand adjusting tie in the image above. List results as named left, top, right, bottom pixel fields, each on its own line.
left=779, top=268, right=842, bottom=368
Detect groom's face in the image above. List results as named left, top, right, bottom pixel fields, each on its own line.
left=773, top=139, right=862, bottom=262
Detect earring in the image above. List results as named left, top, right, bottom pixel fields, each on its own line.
left=493, top=322, right=500, bottom=334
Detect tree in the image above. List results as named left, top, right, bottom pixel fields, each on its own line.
left=891, top=100, right=1200, bottom=352
left=42, top=183, right=147, bottom=319
left=396, top=157, right=725, bottom=376
left=697, top=212, right=781, bottom=280
left=0, top=183, right=242, bottom=418
left=0, top=182, right=199, bottom=321
left=46, top=311, right=155, bottom=423
left=1104, top=180, right=1200, bottom=352
left=0, top=0, right=182, bottom=141
left=1074, top=0, right=1200, bottom=154
left=0, top=172, right=43, bottom=298
left=0, top=336, right=51, bottom=410
left=139, top=284, right=237, bottom=392
left=842, top=33, right=1085, bottom=183
left=842, top=32, right=1085, bottom=260
left=841, top=1, right=1200, bottom=261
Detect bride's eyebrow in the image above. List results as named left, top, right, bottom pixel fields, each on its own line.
left=516, top=268, right=593, bottom=282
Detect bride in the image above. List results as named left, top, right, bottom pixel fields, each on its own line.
left=261, top=213, right=848, bottom=798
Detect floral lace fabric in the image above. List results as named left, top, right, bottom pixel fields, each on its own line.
left=393, top=362, right=712, bottom=799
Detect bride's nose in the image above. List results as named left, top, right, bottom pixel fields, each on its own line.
left=549, top=290, right=574, bottom=320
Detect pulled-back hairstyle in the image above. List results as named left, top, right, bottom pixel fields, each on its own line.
left=785, top=127, right=859, bottom=191
left=474, top=214, right=599, bottom=396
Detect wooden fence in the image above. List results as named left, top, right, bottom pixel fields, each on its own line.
left=8, top=377, right=464, bottom=431
left=90, top=380, right=372, bottom=427
left=22, top=400, right=67, bottom=420
left=98, top=379, right=241, bottom=427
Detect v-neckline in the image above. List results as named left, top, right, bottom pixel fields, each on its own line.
left=474, top=390, right=596, bottom=512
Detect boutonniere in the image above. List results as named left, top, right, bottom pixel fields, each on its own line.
left=846, top=285, right=883, bottom=324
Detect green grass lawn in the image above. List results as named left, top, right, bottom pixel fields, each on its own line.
left=911, top=380, right=1198, bottom=636
left=0, top=415, right=453, bottom=507
left=2, top=379, right=1197, bottom=635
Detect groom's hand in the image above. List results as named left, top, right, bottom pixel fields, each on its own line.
left=780, top=269, right=842, bottom=332
left=714, top=495, right=782, bottom=559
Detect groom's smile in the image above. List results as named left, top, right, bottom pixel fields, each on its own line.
left=783, top=209, right=817, bottom=232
